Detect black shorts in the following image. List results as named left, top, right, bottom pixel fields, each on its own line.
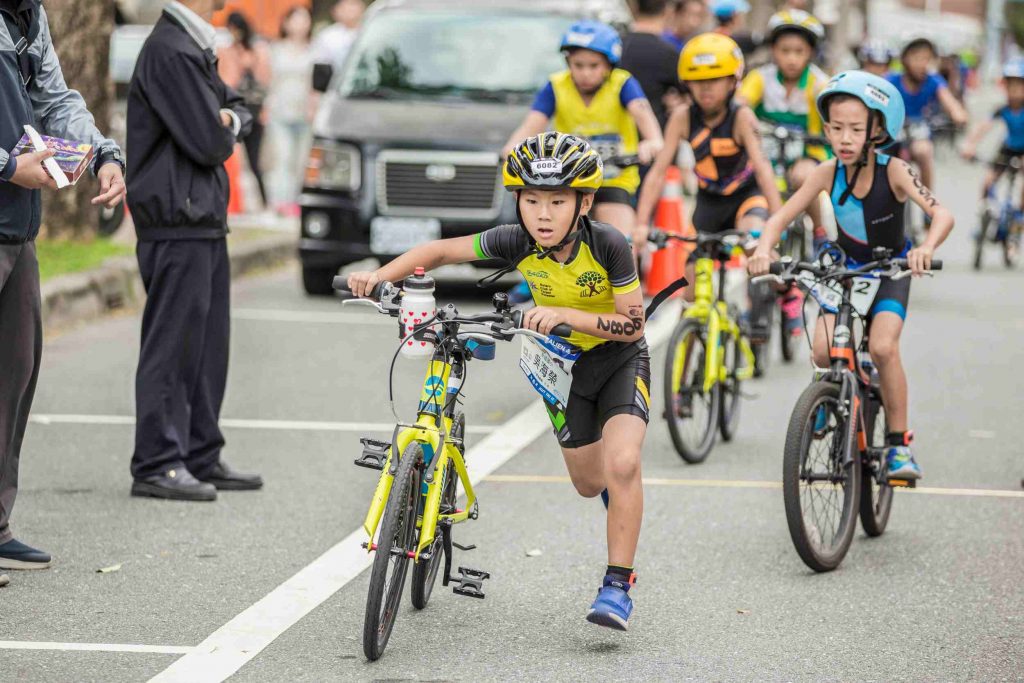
left=869, top=276, right=911, bottom=320
left=992, top=146, right=1024, bottom=171
left=594, top=186, right=634, bottom=206
left=547, top=339, right=651, bottom=449
left=692, top=184, right=768, bottom=234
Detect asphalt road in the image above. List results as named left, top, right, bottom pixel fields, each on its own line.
left=1, top=155, right=1021, bottom=682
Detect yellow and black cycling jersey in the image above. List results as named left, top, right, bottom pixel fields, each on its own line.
left=473, top=218, right=640, bottom=351
left=531, top=68, right=644, bottom=194
left=739, top=63, right=831, bottom=161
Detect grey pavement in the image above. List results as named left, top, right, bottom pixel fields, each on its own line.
left=0, top=155, right=1022, bottom=682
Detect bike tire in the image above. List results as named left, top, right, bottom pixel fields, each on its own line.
left=1004, top=226, right=1020, bottom=269
left=974, top=211, right=992, bottom=271
left=718, top=332, right=742, bottom=442
left=858, top=392, right=893, bottom=537
left=410, top=415, right=462, bottom=610
left=363, top=442, right=422, bottom=661
left=782, top=381, right=861, bottom=572
left=779, top=299, right=795, bottom=363
left=664, top=318, right=720, bottom=463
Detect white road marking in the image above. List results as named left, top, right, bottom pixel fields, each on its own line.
left=28, top=415, right=496, bottom=435
left=148, top=302, right=680, bottom=682
left=0, top=641, right=193, bottom=655
left=968, top=429, right=996, bottom=439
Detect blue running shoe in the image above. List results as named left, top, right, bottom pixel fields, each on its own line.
left=886, top=446, right=922, bottom=480
left=586, top=575, right=633, bottom=631
left=812, top=405, right=828, bottom=437
left=507, top=280, right=533, bottom=305
left=600, top=488, right=609, bottom=509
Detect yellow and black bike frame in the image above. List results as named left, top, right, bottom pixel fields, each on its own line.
left=362, top=353, right=478, bottom=561
left=670, top=250, right=756, bottom=394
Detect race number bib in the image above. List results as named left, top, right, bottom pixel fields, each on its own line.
left=519, top=336, right=581, bottom=411
left=849, top=276, right=881, bottom=316
left=587, top=134, right=624, bottom=179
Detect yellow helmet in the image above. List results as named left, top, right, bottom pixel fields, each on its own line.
left=502, top=132, right=603, bottom=194
left=767, top=9, right=825, bottom=48
left=678, top=32, right=744, bottom=82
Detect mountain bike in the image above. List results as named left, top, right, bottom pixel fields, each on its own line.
left=972, top=155, right=1022, bottom=270
left=756, top=124, right=832, bottom=369
left=753, top=248, right=941, bottom=572
left=649, top=229, right=756, bottom=463
left=334, top=277, right=571, bottom=660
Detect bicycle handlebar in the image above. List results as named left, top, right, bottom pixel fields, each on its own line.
left=765, top=256, right=942, bottom=281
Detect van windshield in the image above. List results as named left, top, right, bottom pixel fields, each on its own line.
left=338, top=10, right=572, bottom=103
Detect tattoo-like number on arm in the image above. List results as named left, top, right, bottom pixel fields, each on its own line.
left=596, top=316, right=641, bottom=337
left=902, top=161, right=939, bottom=208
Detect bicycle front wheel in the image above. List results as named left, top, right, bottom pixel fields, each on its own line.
left=718, top=332, right=742, bottom=442
left=363, top=442, right=422, bottom=660
left=664, top=318, right=720, bottom=463
left=859, top=393, right=893, bottom=537
left=782, top=381, right=861, bottom=572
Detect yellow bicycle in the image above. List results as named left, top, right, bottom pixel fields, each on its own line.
left=649, top=229, right=756, bottom=463
left=334, top=277, right=570, bottom=661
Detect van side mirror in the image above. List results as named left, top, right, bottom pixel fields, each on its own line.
left=312, top=63, right=334, bottom=93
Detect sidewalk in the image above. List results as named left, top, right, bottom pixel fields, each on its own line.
left=40, top=216, right=298, bottom=333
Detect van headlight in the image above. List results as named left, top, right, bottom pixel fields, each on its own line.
left=305, top=142, right=361, bottom=191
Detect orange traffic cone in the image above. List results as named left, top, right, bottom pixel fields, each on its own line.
left=226, top=145, right=245, bottom=216
left=645, top=165, right=691, bottom=296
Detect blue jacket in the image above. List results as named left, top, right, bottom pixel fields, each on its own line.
left=0, top=0, right=121, bottom=243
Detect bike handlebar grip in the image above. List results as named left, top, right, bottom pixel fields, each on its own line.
left=768, top=261, right=786, bottom=275
left=331, top=275, right=350, bottom=292
left=369, top=281, right=387, bottom=300
left=929, top=260, right=943, bottom=271
left=550, top=323, right=572, bottom=337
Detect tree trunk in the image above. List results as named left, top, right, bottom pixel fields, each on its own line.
left=39, top=0, right=114, bottom=240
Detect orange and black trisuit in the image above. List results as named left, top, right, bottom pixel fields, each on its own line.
left=688, top=101, right=769, bottom=233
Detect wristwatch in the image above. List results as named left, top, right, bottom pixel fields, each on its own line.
left=95, top=147, right=126, bottom=174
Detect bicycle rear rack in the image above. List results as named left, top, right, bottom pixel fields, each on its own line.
left=354, top=438, right=389, bottom=470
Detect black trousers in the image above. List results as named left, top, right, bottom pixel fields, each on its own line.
left=131, top=238, right=230, bottom=480
left=0, top=242, right=42, bottom=544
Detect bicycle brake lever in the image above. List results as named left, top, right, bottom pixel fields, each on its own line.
left=751, top=274, right=785, bottom=285
left=342, top=298, right=388, bottom=314
left=891, top=269, right=932, bottom=281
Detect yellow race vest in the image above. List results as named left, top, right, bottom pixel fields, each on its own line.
left=550, top=68, right=641, bottom=194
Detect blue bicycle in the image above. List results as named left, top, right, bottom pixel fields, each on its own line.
left=974, top=155, right=1022, bottom=271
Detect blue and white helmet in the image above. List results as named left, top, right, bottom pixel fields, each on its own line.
left=711, top=0, right=751, bottom=20
left=817, top=71, right=905, bottom=148
left=857, top=39, right=894, bottom=66
left=560, top=20, right=622, bottom=65
left=1004, top=58, right=1024, bottom=80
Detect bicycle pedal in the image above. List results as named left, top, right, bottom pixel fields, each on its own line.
left=354, top=438, right=389, bottom=470
left=452, top=566, right=490, bottom=599
left=887, top=478, right=917, bottom=489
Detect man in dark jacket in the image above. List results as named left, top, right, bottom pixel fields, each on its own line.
left=0, top=0, right=126, bottom=572
left=127, top=0, right=261, bottom=501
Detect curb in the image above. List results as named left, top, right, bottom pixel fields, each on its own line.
left=41, top=233, right=296, bottom=333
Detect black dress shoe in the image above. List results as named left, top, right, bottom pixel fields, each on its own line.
left=196, top=461, right=263, bottom=491
left=132, top=468, right=217, bottom=502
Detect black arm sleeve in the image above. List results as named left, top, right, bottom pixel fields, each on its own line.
left=476, top=224, right=531, bottom=262
left=590, top=222, right=640, bottom=292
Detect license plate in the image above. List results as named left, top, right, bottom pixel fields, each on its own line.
left=370, top=217, right=441, bottom=254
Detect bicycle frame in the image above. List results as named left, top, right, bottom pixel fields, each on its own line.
left=672, top=253, right=756, bottom=395
left=362, top=351, right=479, bottom=561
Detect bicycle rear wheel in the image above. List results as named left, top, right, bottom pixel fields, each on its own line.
left=718, top=332, right=742, bottom=442
left=778, top=297, right=795, bottom=363
left=410, top=456, right=457, bottom=610
left=363, top=442, right=422, bottom=660
left=859, top=392, right=893, bottom=537
left=782, top=381, right=861, bottom=572
left=664, top=318, right=720, bottom=463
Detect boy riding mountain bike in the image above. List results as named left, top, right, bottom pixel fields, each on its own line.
left=736, top=9, right=829, bottom=335
left=504, top=20, right=663, bottom=244
left=749, top=71, right=955, bottom=481
left=961, top=58, right=1024, bottom=204
left=349, top=133, right=651, bottom=632
left=635, top=33, right=781, bottom=359
left=887, top=37, right=968, bottom=194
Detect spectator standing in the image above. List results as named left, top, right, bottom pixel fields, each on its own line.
left=267, top=5, right=314, bottom=217
left=621, top=0, right=683, bottom=130
left=218, top=11, right=272, bottom=210
left=126, top=0, right=261, bottom=501
left=311, top=0, right=364, bottom=70
left=0, top=0, right=125, bottom=571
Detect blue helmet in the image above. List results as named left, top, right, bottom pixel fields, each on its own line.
left=560, top=20, right=622, bottom=65
left=817, top=70, right=905, bottom=148
left=711, top=0, right=751, bottom=20
left=1004, top=58, right=1024, bottom=80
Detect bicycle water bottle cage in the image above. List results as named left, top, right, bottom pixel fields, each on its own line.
left=451, top=567, right=490, bottom=599
left=354, top=438, right=390, bottom=470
